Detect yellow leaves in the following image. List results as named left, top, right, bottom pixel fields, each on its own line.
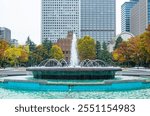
left=112, top=49, right=126, bottom=63
left=19, top=49, right=29, bottom=62
left=112, top=50, right=119, bottom=61
left=0, top=40, right=29, bottom=66
left=77, top=36, right=96, bottom=61
left=50, top=45, right=64, bottom=60
left=4, top=46, right=29, bottom=66
left=5, top=47, right=20, bottom=58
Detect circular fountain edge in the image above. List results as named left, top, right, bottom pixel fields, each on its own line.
left=26, top=67, right=122, bottom=80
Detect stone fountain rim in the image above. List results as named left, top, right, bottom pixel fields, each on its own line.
left=26, top=67, right=122, bottom=71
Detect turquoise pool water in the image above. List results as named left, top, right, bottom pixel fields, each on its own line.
left=0, top=75, right=150, bottom=99
left=0, top=87, right=150, bottom=99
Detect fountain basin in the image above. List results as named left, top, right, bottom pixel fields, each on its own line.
left=26, top=67, right=122, bottom=80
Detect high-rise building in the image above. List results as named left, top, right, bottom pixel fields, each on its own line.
left=130, top=0, right=150, bottom=35
left=81, top=0, right=116, bottom=43
left=11, top=39, right=18, bottom=47
left=0, top=27, right=11, bottom=42
left=41, top=0, right=80, bottom=43
left=42, top=0, right=116, bottom=43
left=121, top=0, right=139, bottom=32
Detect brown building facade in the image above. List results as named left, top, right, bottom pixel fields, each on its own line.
left=56, top=32, right=73, bottom=63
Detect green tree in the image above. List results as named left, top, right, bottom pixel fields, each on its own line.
left=31, top=45, right=49, bottom=66
left=42, top=38, right=53, bottom=56
left=102, top=42, right=107, bottom=51
left=96, top=41, right=102, bottom=59
left=25, top=36, right=36, bottom=52
left=77, top=36, right=96, bottom=61
left=100, top=42, right=112, bottom=63
left=25, top=36, right=36, bottom=66
left=114, top=36, right=123, bottom=50
left=50, top=45, right=64, bottom=60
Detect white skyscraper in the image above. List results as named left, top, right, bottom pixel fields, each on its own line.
left=41, top=0, right=80, bottom=43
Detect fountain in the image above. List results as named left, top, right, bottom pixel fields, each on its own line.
left=27, top=34, right=122, bottom=80
left=1, top=34, right=150, bottom=98
left=70, top=33, right=78, bottom=67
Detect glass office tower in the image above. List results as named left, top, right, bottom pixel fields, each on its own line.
left=81, top=0, right=116, bottom=43
left=121, top=0, right=139, bottom=32
left=148, top=0, right=150, bottom=24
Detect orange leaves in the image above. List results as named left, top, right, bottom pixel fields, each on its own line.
left=112, top=37, right=142, bottom=63
left=113, top=24, right=150, bottom=66
left=0, top=40, right=9, bottom=59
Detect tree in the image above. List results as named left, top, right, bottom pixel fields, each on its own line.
left=0, top=40, right=9, bottom=67
left=112, top=33, right=150, bottom=67
left=25, top=36, right=36, bottom=52
left=50, top=45, right=64, bottom=60
left=139, top=27, right=150, bottom=64
left=77, top=36, right=96, bottom=61
left=100, top=42, right=112, bottom=63
left=113, top=41, right=129, bottom=62
left=18, top=45, right=29, bottom=65
left=127, top=37, right=143, bottom=65
left=25, top=36, right=36, bottom=66
left=4, top=46, right=29, bottom=67
left=42, top=38, right=52, bottom=55
left=114, top=36, right=123, bottom=50
left=30, top=45, right=49, bottom=66
left=96, top=41, right=101, bottom=59
left=102, top=42, right=107, bottom=51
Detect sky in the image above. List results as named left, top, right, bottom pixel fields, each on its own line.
left=0, top=0, right=129, bottom=45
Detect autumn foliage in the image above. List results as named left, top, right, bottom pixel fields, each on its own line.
left=0, top=39, right=29, bottom=67
left=4, top=46, right=29, bottom=66
left=113, top=25, right=150, bottom=67
left=50, top=45, right=64, bottom=60
left=77, top=36, right=96, bottom=61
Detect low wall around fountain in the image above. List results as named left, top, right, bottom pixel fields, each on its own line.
left=27, top=67, right=122, bottom=80
left=1, top=79, right=150, bottom=91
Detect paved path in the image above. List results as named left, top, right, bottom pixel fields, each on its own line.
left=0, top=68, right=31, bottom=77
left=117, top=68, right=150, bottom=77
